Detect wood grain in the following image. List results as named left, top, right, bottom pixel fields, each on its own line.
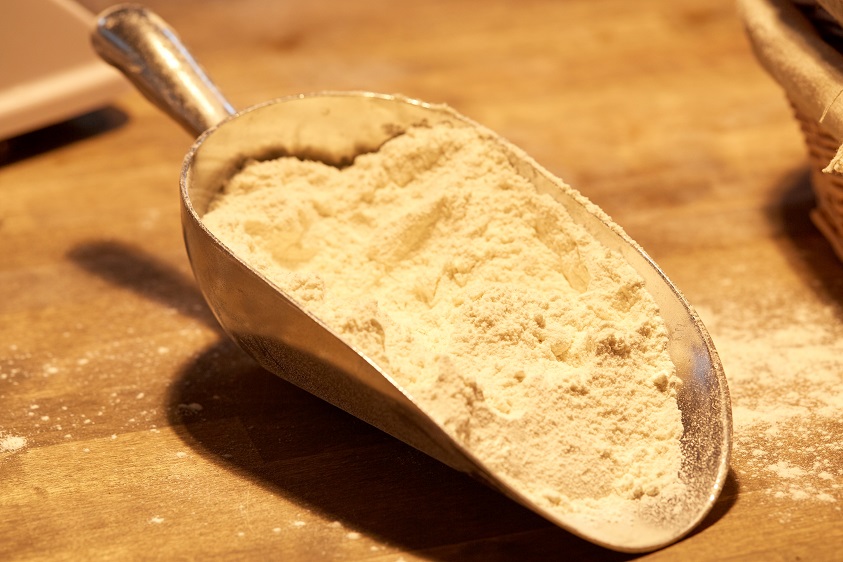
left=2, top=0, right=841, bottom=560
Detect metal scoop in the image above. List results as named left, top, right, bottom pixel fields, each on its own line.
left=92, top=5, right=731, bottom=552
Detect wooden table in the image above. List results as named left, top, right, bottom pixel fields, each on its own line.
left=2, top=0, right=841, bottom=559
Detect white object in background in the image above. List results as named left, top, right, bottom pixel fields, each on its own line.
left=0, top=0, right=128, bottom=141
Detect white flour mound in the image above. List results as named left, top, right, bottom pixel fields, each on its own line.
left=202, top=122, right=685, bottom=517
left=0, top=432, right=27, bottom=453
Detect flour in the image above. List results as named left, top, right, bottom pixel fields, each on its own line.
left=0, top=432, right=27, bottom=453
left=698, top=299, right=843, bottom=507
left=202, top=122, right=685, bottom=517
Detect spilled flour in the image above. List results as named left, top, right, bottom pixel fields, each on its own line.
left=202, top=122, right=685, bottom=519
left=699, top=298, right=843, bottom=510
left=0, top=432, right=27, bottom=453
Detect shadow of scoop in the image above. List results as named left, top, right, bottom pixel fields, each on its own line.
left=67, top=239, right=220, bottom=330
left=164, top=338, right=638, bottom=560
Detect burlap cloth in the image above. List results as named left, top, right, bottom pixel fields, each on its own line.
left=816, top=0, right=843, bottom=28
left=739, top=0, right=843, bottom=259
left=739, top=0, right=843, bottom=173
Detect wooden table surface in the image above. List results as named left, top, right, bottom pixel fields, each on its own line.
left=2, top=0, right=842, bottom=560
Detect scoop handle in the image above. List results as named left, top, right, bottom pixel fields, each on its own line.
left=91, top=4, right=236, bottom=137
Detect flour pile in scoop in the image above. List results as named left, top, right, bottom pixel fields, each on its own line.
left=202, top=121, right=685, bottom=520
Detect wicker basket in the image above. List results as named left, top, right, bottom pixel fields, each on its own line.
left=788, top=1, right=843, bottom=259
left=792, top=105, right=843, bottom=259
